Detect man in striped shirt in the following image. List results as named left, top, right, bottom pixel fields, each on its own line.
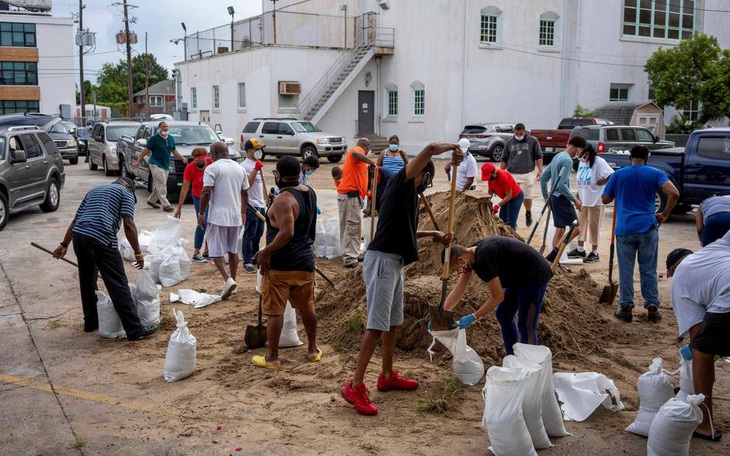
left=54, top=177, right=158, bottom=341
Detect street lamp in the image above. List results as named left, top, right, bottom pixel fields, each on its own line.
left=181, top=22, right=187, bottom=60
left=227, top=6, right=235, bottom=51
left=340, top=4, right=347, bottom=48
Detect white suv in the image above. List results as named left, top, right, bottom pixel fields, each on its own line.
left=241, top=118, right=347, bottom=163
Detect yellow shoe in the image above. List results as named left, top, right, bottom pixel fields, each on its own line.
left=251, top=355, right=280, bottom=369
left=307, top=348, right=323, bottom=362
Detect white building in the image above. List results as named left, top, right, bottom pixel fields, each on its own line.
left=0, top=5, right=75, bottom=117
left=175, top=0, right=730, bottom=154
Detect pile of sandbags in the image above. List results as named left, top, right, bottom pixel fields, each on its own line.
left=144, top=217, right=190, bottom=287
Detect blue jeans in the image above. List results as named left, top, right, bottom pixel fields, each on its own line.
left=192, top=196, right=208, bottom=251
left=242, top=206, right=265, bottom=264
left=499, top=190, right=524, bottom=230
left=616, top=228, right=659, bottom=309
left=494, top=282, right=548, bottom=355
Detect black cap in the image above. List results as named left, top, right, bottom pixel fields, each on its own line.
left=666, top=248, right=693, bottom=277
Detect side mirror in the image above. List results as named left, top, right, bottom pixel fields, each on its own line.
left=135, top=138, right=147, bottom=148
left=224, top=137, right=235, bottom=146
left=214, top=124, right=223, bottom=135
left=10, top=150, right=27, bottom=164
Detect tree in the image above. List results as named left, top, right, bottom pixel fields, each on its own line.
left=94, top=53, right=170, bottom=106
left=644, top=33, right=730, bottom=124
left=573, top=105, right=596, bottom=118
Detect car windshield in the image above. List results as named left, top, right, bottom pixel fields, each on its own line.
left=291, top=122, right=321, bottom=133
left=461, top=126, right=487, bottom=135
left=167, top=126, right=219, bottom=145
left=0, top=137, right=5, bottom=161
left=49, top=122, right=69, bottom=134
left=107, top=126, right=140, bottom=141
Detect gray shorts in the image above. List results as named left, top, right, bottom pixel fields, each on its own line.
left=363, top=250, right=405, bottom=331
left=206, top=223, right=241, bottom=258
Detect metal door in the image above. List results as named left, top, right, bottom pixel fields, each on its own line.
left=199, top=110, right=210, bottom=123
left=260, top=121, right=281, bottom=153
left=7, top=135, right=40, bottom=205
left=277, top=122, right=297, bottom=155
left=358, top=91, right=375, bottom=136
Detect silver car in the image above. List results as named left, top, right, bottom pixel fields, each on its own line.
left=458, top=123, right=515, bottom=162
left=87, top=121, right=141, bottom=176
left=242, top=118, right=347, bottom=163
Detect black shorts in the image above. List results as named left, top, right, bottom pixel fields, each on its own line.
left=550, top=195, right=578, bottom=228
left=692, top=312, right=730, bottom=357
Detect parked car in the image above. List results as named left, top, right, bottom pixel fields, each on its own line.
left=0, top=113, right=79, bottom=164
left=458, top=123, right=515, bottom=161
left=118, top=121, right=242, bottom=200
left=570, top=125, right=675, bottom=155
left=600, top=128, right=729, bottom=213
left=241, top=118, right=347, bottom=163
left=0, top=126, right=65, bottom=231
left=61, top=121, right=77, bottom=138
left=531, top=117, right=614, bottom=163
left=87, top=120, right=141, bottom=176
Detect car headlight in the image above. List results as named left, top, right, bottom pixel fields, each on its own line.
left=68, top=139, right=78, bottom=147
left=316, top=138, right=330, bottom=145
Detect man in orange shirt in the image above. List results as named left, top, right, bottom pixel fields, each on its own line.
left=338, top=138, right=375, bottom=268
left=481, top=162, right=524, bottom=230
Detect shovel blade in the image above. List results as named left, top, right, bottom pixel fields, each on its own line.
left=599, top=283, right=618, bottom=305
left=244, top=324, right=267, bottom=349
left=428, top=305, right=455, bottom=331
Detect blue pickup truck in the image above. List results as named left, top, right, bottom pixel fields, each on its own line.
left=600, top=128, right=730, bottom=213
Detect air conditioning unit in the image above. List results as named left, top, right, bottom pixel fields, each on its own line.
left=279, top=81, right=301, bottom=95
left=217, top=46, right=229, bottom=53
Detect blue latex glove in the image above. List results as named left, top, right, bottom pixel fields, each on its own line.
left=427, top=321, right=432, bottom=332
left=316, top=206, right=322, bottom=215
left=456, top=314, right=476, bottom=329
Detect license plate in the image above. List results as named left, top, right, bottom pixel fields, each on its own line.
left=545, top=147, right=554, bottom=152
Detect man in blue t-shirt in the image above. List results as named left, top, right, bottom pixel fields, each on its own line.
left=133, top=121, right=188, bottom=212
left=602, top=145, right=679, bottom=323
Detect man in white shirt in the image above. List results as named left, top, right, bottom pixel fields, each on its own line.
left=241, top=139, right=266, bottom=274
left=199, top=141, right=251, bottom=299
left=444, top=138, right=477, bottom=192
left=668, top=230, right=730, bottom=441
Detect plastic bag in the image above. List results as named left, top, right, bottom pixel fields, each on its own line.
left=256, top=268, right=262, bottom=294
left=313, top=218, right=327, bottom=258
left=148, top=216, right=182, bottom=254
left=279, top=302, right=303, bottom=348
left=159, top=253, right=183, bottom=287
left=156, top=246, right=190, bottom=287
left=428, top=328, right=485, bottom=386
left=172, top=289, right=222, bottom=309
left=325, top=217, right=341, bottom=259
left=96, top=290, right=126, bottom=339
left=119, top=237, right=135, bottom=262
left=163, top=308, right=197, bottom=382
left=131, top=271, right=161, bottom=327
left=483, top=366, right=538, bottom=456
left=554, top=372, right=624, bottom=422
left=626, top=358, right=674, bottom=436
left=503, top=355, right=552, bottom=449
left=647, top=395, right=705, bottom=456
left=513, top=343, right=569, bottom=437
left=137, top=229, right=154, bottom=247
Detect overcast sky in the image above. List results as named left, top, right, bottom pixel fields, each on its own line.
left=52, top=0, right=263, bottom=84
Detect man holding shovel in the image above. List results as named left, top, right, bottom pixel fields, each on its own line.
left=252, top=157, right=320, bottom=369
left=342, top=142, right=461, bottom=416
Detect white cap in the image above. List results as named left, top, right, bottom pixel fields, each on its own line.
left=458, top=138, right=470, bottom=154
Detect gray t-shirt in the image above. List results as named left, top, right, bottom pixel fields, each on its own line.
left=501, top=135, right=543, bottom=174
left=700, top=195, right=730, bottom=219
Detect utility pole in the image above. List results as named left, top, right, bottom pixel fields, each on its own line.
left=271, top=0, right=278, bottom=44
left=145, top=32, right=149, bottom=118
left=123, top=0, right=134, bottom=117
left=78, top=0, right=85, bottom=125
left=340, top=4, right=347, bottom=49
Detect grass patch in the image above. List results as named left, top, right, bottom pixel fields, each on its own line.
left=335, top=307, right=366, bottom=350
left=70, top=438, right=86, bottom=449
left=49, top=320, right=68, bottom=329
left=415, top=380, right=464, bottom=415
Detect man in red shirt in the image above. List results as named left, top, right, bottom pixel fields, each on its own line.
left=174, top=147, right=213, bottom=262
left=481, top=162, right=523, bottom=230
left=337, top=138, right=375, bottom=268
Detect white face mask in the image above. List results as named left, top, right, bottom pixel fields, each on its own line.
left=160, top=130, right=169, bottom=137
left=253, top=150, right=262, bottom=160
left=514, top=135, right=525, bottom=141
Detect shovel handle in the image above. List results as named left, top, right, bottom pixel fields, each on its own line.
left=551, top=220, right=578, bottom=273
left=315, top=266, right=335, bottom=287
left=31, top=242, right=79, bottom=268
left=369, top=165, right=378, bottom=242
left=398, top=150, right=441, bottom=231
left=441, top=158, right=459, bottom=281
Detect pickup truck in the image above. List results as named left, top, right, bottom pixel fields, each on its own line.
left=118, top=120, right=242, bottom=200
left=531, top=117, right=613, bottom=163
left=600, top=128, right=730, bottom=213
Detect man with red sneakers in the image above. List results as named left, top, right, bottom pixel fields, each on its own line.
left=341, top=142, right=462, bottom=416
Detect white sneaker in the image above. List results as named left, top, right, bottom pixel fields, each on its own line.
left=221, top=278, right=237, bottom=300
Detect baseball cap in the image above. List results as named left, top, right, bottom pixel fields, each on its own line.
left=481, top=162, right=495, bottom=181
left=116, top=176, right=137, bottom=203
left=458, top=138, right=470, bottom=154
left=244, top=138, right=265, bottom=151
left=666, top=248, right=693, bottom=277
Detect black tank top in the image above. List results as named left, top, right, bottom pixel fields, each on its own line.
left=266, top=186, right=317, bottom=272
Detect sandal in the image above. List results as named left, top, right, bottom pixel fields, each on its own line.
left=307, top=348, right=323, bottom=362
left=693, top=430, right=722, bottom=441
left=251, top=355, right=280, bottom=370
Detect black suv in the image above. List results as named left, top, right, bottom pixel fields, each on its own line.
left=0, top=113, right=79, bottom=164
left=0, top=126, right=65, bottom=231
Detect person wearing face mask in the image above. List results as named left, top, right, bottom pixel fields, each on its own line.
left=299, top=155, right=320, bottom=186
left=444, top=138, right=478, bottom=192
left=602, top=145, right=679, bottom=323
left=252, top=156, right=321, bottom=369
left=501, top=123, right=543, bottom=227
left=133, top=121, right=188, bottom=212
left=376, top=135, right=406, bottom=174
left=481, top=162, right=523, bottom=230
left=241, top=139, right=267, bottom=274
left=174, top=147, right=213, bottom=262
left=341, top=142, right=461, bottom=416
left=441, top=237, right=552, bottom=356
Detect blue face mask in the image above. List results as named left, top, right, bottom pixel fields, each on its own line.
left=389, top=144, right=398, bottom=152
left=304, top=169, right=314, bottom=176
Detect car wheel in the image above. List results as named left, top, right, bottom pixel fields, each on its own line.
left=39, top=178, right=60, bottom=213
left=103, top=156, right=114, bottom=176
left=88, top=155, right=98, bottom=170
left=301, top=145, right=318, bottom=160
left=0, top=191, right=8, bottom=231
left=490, top=145, right=504, bottom=162
left=655, top=190, right=668, bottom=214
left=69, top=157, right=79, bottom=165
left=327, top=155, right=342, bottom=163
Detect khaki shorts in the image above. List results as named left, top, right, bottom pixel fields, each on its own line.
left=577, top=205, right=606, bottom=246
left=512, top=172, right=536, bottom=199
left=262, top=269, right=315, bottom=316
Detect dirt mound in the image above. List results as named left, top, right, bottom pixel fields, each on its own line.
left=317, top=191, right=619, bottom=367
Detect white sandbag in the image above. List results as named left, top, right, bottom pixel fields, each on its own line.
left=159, top=252, right=183, bottom=287
left=313, top=218, right=327, bottom=258
left=137, top=229, right=153, bottom=247
left=428, top=328, right=485, bottom=386
left=132, top=271, right=161, bottom=327
left=325, top=217, right=341, bottom=259
left=176, top=246, right=191, bottom=281
left=675, top=357, right=694, bottom=402
left=625, top=357, right=675, bottom=436
left=176, top=289, right=222, bottom=308
left=119, top=237, right=135, bottom=262
left=647, top=394, right=705, bottom=456
left=147, top=253, right=161, bottom=283
left=503, top=356, right=552, bottom=449
left=279, top=302, right=303, bottom=348
left=148, top=216, right=182, bottom=254
left=256, top=268, right=262, bottom=294
left=96, top=291, right=126, bottom=339
left=513, top=343, right=569, bottom=437
left=163, top=308, right=197, bottom=382
left=483, top=366, right=538, bottom=456
left=554, top=372, right=624, bottom=422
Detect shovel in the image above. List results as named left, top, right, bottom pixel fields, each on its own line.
left=599, top=208, right=618, bottom=304
left=399, top=150, right=440, bottom=231
left=526, top=169, right=564, bottom=245
left=539, top=208, right=552, bottom=254
left=244, top=293, right=267, bottom=349
left=551, top=220, right=578, bottom=273
left=428, top=156, right=458, bottom=331
left=369, top=165, right=378, bottom=243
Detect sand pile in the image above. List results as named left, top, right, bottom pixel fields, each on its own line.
left=316, top=191, right=620, bottom=367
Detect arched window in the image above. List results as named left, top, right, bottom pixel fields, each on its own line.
left=384, top=83, right=398, bottom=117
left=480, top=6, right=502, bottom=44
left=410, top=81, right=425, bottom=116
left=539, top=11, right=559, bottom=47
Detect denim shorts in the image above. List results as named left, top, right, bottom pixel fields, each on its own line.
left=363, top=250, right=405, bottom=331
left=550, top=195, right=578, bottom=228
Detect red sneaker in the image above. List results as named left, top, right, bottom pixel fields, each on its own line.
left=341, top=381, right=378, bottom=416
left=376, top=370, right=419, bottom=392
